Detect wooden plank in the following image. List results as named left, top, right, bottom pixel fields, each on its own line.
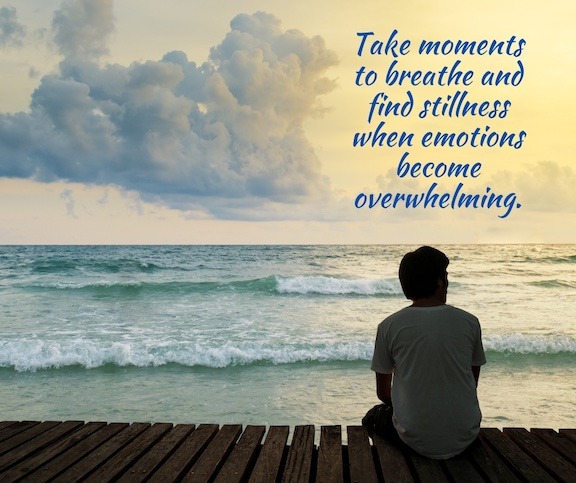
left=53, top=422, right=150, bottom=482
left=532, top=428, right=576, bottom=466
left=372, top=435, right=414, bottom=483
left=468, top=432, right=521, bottom=483
left=281, top=425, right=315, bottom=483
left=118, top=424, right=195, bottom=482
left=407, top=453, right=449, bottom=483
left=148, top=424, right=218, bottom=483
left=442, top=453, right=484, bottom=483
left=0, top=421, right=60, bottom=456
left=0, top=422, right=104, bottom=483
left=21, top=423, right=128, bottom=483
left=504, top=427, right=576, bottom=482
left=316, top=425, right=343, bottom=483
left=347, top=426, right=378, bottom=483
left=83, top=422, right=173, bottom=482
left=248, top=426, right=290, bottom=483
left=0, top=422, right=17, bottom=430
left=214, top=425, right=266, bottom=483
left=0, top=422, right=40, bottom=446
left=182, top=424, right=243, bottom=483
left=1, top=421, right=574, bottom=483
left=0, top=421, right=82, bottom=473
left=0, top=421, right=26, bottom=443
left=481, top=427, right=556, bottom=482
left=560, top=429, right=576, bottom=446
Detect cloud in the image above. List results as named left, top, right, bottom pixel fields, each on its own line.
left=0, top=6, right=26, bottom=48
left=52, top=0, right=114, bottom=60
left=0, top=2, right=338, bottom=220
left=491, top=161, right=576, bottom=212
left=60, top=189, right=77, bottom=217
left=372, top=160, right=576, bottom=219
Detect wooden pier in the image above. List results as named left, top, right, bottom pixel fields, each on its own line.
left=0, top=421, right=575, bottom=482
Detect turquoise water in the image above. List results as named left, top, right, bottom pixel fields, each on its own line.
left=0, top=245, right=575, bottom=430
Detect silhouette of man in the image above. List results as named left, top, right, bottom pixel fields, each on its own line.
left=370, top=246, right=486, bottom=459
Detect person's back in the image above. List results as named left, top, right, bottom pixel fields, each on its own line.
left=370, top=246, right=486, bottom=459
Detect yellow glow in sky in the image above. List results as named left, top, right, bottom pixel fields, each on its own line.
left=0, top=0, right=575, bottom=243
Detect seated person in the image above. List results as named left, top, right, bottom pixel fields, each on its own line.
left=370, top=246, right=486, bottom=459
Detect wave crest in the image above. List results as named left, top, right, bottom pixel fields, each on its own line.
left=275, top=276, right=400, bottom=295
left=2, top=333, right=573, bottom=372
left=484, top=334, right=576, bottom=354
left=0, top=339, right=373, bottom=372
left=20, top=275, right=402, bottom=297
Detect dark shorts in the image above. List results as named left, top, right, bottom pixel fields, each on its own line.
left=362, top=403, right=402, bottom=444
left=362, top=404, right=482, bottom=457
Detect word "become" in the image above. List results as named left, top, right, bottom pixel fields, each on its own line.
left=397, top=152, right=482, bottom=178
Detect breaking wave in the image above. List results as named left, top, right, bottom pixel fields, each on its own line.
left=1, top=333, right=574, bottom=372
left=19, top=275, right=402, bottom=297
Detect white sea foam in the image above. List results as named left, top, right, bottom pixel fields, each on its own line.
left=275, top=276, right=400, bottom=295
left=484, top=333, right=576, bottom=354
left=0, top=338, right=374, bottom=372
left=2, top=333, right=574, bottom=372
left=31, top=280, right=143, bottom=289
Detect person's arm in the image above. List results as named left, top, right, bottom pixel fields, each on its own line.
left=472, top=365, right=481, bottom=387
left=375, top=372, right=393, bottom=405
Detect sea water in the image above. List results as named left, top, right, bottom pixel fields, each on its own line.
left=0, top=245, right=574, bottom=431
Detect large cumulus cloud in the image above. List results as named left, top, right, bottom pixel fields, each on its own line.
left=0, top=1, right=338, bottom=218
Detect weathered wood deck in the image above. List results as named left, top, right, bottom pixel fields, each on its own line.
left=0, top=421, right=574, bottom=482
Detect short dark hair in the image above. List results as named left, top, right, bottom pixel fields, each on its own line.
left=398, top=246, right=449, bottom=300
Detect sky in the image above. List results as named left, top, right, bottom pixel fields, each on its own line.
left=0, top=0, right=575, bottom=244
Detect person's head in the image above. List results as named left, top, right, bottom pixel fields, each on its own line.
left=398, top=246, right=449, bottom=301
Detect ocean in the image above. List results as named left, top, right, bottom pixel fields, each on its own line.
left=0, top=245, right=574, bottom=433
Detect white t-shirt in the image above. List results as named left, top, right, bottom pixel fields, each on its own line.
left=371, top=304, right=486, bottom=459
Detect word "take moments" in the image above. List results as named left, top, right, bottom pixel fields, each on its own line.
left=351, top=29, right=526, bottom=218
left=356, top=30, right=525, bottom=58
